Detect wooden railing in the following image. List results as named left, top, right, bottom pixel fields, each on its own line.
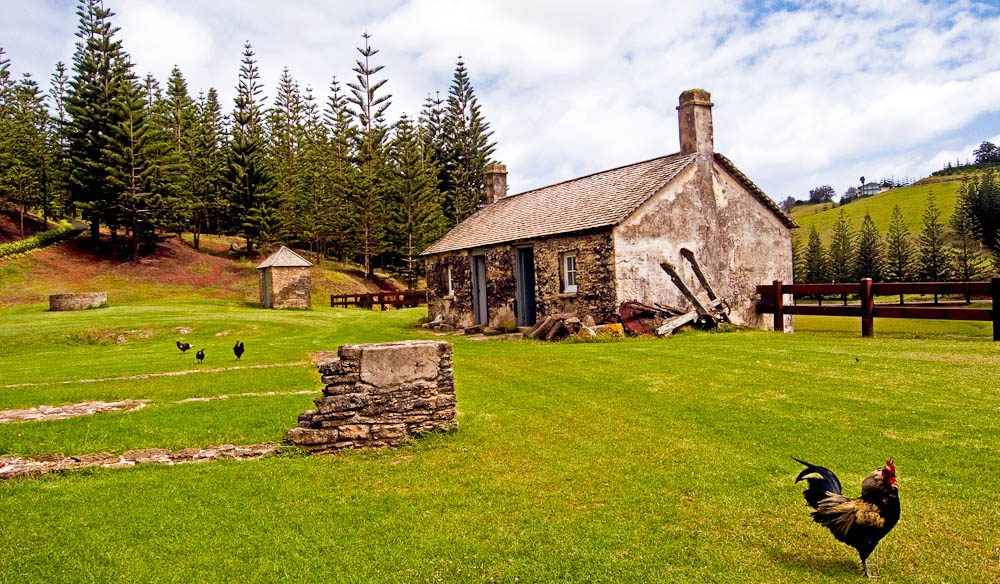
left=330, top=289, right=427, bottom=310
left=756, top=278, right=999, bottom=340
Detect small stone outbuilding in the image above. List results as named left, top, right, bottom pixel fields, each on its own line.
left=422, top=89, right=796, bottom=331
left=257, top=246, right=312, bottom=309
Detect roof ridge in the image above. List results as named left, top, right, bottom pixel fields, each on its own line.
left=507, top=151, right=694, bottom=199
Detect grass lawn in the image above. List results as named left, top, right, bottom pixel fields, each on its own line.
left=0, top=301, right=997, bottom=582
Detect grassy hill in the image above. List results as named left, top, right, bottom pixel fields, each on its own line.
left=790, top=177, right=964, bottom=244
left=0, top=229, right=398, bottom=308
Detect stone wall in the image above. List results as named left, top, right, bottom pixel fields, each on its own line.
left=287, top=340, right=456, bottom=452
left=262, top=266, right=311, bottom=309
left=424, top=229, right=618, bottom=328
left=49, top=292, right=107, bottom=311
left=532, top=231, right=617, bottom=323
left=426, top=253, right=473, bottom=328
left=613, top=159, right=792, bottom=330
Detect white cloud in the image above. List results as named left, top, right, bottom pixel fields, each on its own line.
left=2, top=0, right=999, bottom=201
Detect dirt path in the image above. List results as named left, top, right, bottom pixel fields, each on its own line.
left=0, top=361, right=310, bottom=390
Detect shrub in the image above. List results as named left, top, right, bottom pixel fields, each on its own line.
left=0, top=222, right=80, bottom=260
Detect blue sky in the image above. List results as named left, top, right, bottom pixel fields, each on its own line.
left=3, top=0, right=999, bottom=201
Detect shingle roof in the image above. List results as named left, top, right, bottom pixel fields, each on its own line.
left=256, top=246, right=313, bottom=269
left=421, top=151, right=795, bottom=255
left=423, top=153, right=698, bottom=255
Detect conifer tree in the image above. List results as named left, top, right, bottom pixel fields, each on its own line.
left=419, top=91, right=447, bottom=192
left=269, top=67, right=305, bottom=240
left=884, top=205, right=913, bottom=281
left=65, top=0, right=129, bottom=243
left=441, top=58, right=496, bottom=223
left=950, top=179, right=987, bottom=285
left=225, top=42, right=277, bottom=253
left=855, top=213, right=884, bottom=281
left=189, top=88, right=225, bottom=247
left=917, top=192, right=951, bottom=287
left=103, top=67, right=167, bottom=261
left=0, top=48, right=12, bottom=214
left=48, top=61, right=71, bottom=219
left=827, top=209, right=855, bottom=283
left=346, top=32, right=392, bottom=277
left=802, top=226, right=828, bottom=284
left=388, top=114, right=445, bottom=288
left=1, top=74, right=51, bottom=233
left=162, top=66, right=196, bottom=236
left=323, top=77, right=357, bottom=261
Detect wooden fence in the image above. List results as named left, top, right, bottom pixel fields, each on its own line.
left=330, top=289, right=427, bottom=310
left=756, top=278, right=999, bottom=340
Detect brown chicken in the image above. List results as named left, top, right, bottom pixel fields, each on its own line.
left=794, top=458, right=900, bottom=578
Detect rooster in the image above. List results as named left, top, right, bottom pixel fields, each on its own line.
left=794, top=458, right=900, bottom=578
left=233, top=341, right=245, bottom=360
left=196, top=348, right=205, bottom=363
left=176, top=341, right=192, bottom=352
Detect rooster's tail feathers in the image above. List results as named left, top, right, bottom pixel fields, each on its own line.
left=793, top=457, right=843, bottom=508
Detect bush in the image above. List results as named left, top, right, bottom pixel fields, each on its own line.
left=0, top=221, right=80, bottom=260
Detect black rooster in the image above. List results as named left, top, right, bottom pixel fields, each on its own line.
left=176, top=341, right=192, bottom=352
left=794, top=458, right=900, bottom=578
left=233, top=341, right=245, bottom=360
left=196, top=348, right=205, bottom=363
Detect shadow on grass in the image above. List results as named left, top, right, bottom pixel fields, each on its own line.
left=767, top=546, right=859, bottom=577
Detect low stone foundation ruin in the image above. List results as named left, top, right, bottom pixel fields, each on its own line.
left=287, top=340, right=457, bottom=452
left=49, top=292, right=107, bottom=311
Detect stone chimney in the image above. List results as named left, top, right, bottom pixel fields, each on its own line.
left=677, top=89, right=714, bottom=156
left=484, top=163, right=507, bottom=204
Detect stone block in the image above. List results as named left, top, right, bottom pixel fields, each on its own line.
left=337, top=424, right=371, bottom=441
left=286, top=427, right=339, bottom=445
left=371, top=424, right=407, bottom=441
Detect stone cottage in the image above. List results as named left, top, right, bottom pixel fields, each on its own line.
left=421, top=89, right=796, bottom=331
left=257, top=246, right=313, bottom=309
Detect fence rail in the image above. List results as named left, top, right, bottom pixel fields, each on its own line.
left=756, top=278, right=999, bottom=340
left=330, top=289, right=427, bottom=310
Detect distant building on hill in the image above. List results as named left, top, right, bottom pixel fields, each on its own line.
left=421, top=89, right=796, bottom=332
left=861, top=182, right=883, bottom=198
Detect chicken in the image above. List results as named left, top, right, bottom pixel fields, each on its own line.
left=233, top=341, right=245, bottom=361
left=794, top=458, right=900, bottom=578
left=176, top=341, right=192, bottom=352
left=196, top=348, right=205, bottom=363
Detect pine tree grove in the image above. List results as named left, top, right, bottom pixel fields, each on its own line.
left=1, top=4, right=504, bottom=281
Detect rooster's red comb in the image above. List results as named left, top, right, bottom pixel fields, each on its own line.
left=885, top=459, right=896, bottom=475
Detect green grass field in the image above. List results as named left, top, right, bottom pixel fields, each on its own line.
left=0, top=299, right=996, bottom=583
left=791, top=179, right=963, bottom=245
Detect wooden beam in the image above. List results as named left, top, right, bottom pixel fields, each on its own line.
left=659, top=262, right=710, bottom=315
left=772, top=280, right=784, bottom=333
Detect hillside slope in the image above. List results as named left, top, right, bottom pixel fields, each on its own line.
left=0, top=232, right=399, bottom=308
left=791, top=177, right=963, bottom=243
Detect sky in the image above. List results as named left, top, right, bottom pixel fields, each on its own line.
left=3, top=0, right=1000, bottom=202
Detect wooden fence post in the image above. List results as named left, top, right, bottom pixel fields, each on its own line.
left=993, top=277, right=999, bottom=342
left=861, top=278, right=874, bottom=338
left=772, top=280, right=784, bottom=333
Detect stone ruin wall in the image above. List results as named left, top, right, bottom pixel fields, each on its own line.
left=287, top=340, right=456, bottom=452
left=49, top=292, right=107, bottom=311
left=265, top=266, right=311, bottom=309
left=426, top=253, right=474, bottom=329
left=424, top=229, right=618, bottom=329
